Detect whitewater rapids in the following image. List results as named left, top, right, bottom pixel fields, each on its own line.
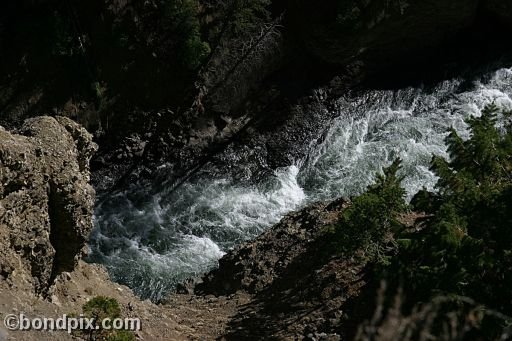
left=89, top=67, right=512, bottom=301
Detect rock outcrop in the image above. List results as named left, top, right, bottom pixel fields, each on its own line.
left=0, top=116, right=97, bottom=294
left=193, top=198, right=368, bottom=340
left=196, top=200, right=349, bottom=295
left=0, top=116, right=242, bottom=341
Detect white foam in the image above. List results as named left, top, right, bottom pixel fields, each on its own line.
left=89, top=165, right=306, bottom=300
left=90, top=67, right=512, bottom=301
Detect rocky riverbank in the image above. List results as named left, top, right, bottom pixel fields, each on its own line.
left=0, top=118, right=375, bottom=340
left=0, top=139, right=367, bottom=341
left=1, top=109, right=507, bottom=341
left=2, top=1, right=512, bottom=340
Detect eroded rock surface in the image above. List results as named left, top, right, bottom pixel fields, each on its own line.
left=194, top=198, right=367, bottom=340
left=0, top=116, right=97, bottom=294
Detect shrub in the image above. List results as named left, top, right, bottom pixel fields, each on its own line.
left=83, top=296, right=122, bottom=321
left=81, top=296, right=135, bottom=341
left=335, top=158, right=407, bottom=263
left=159, top=0, right=210, bottom=70
left=342, top=105, right=512, bottom=338
left=375, top=104, right=512, bottom=337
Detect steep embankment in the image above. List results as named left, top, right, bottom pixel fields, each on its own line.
left=0, top=110, right=509, bottom=340
left=2, top=1, right=512, bottom=340
left=0, top=118, right=234, bottom=340
left=0, top=117, right=363, bottom=340
left=194, top=199, right=361, bottom=340
left=2, top=0, right=512, bottom=193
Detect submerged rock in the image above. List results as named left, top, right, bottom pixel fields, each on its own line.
left=0, top=116, right=97, bottom=294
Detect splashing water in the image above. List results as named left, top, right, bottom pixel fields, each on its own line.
left=90, top=165, right=306, bottom=300
left=89, top=67, right=512, bottom=301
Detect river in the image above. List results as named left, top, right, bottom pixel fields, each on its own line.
left=88, top=67, right=512, bottom=301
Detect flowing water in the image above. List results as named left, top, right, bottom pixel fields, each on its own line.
left=88, top=67, right=512, bottom=302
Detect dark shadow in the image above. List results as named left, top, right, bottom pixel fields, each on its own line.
left=221, top=233, right=367, bottom=340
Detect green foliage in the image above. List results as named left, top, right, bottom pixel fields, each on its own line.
left=2, top=0, right=213, bottom=110
left=107, top=330, right=136, bottom=341
left=159, top=0, right=210, bottom=70
left=335, top=158, right=407, bottom=263
left=372, top=104, right=512, bottom=336
left=103, top=0, right=210, bottom=104
left=81, top=296, right=135, bottom=341
left=231, top=0, right=272, bottom=33
left=83, top=296, right=121, bottom=321
left=182, top=35, right=211, bottom=70
left=340, top=105, right=512, bottom=337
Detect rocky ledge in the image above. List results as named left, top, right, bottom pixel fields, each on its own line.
left=0, top=118, right=242, bottom=340
left=0, top=117, right=423, bottom=340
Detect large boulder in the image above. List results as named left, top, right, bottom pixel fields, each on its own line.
left=0, top=116, right=97, bottom=294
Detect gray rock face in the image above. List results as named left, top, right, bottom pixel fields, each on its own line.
left=0, top=116, right=97, bottom=294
